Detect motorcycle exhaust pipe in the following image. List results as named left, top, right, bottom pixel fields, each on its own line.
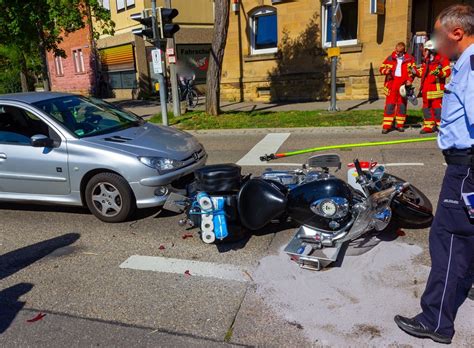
left=370, top=182, right=410, bottom=204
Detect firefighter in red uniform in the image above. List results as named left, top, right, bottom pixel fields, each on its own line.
left=380, top=42, right=417, bottom=134
left=416, top=40, right=452, bottom=133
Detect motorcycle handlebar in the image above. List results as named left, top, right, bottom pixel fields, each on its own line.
left=353, top=159, right=365, bottom=179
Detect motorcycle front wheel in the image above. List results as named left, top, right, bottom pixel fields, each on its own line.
left=187, top=89, right=199, bottom=109
left=384, top=174, right=434, bottom=227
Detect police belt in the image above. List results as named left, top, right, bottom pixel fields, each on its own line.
left=442, top=147, right=474, bottom=167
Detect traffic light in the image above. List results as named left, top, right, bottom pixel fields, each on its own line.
left=130, top=10, right=154, bottom=40
left=159, top=8, right=180, bottom=38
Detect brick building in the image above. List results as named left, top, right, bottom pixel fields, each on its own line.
left=221, top=0, right=474, bottom=102
left=95, top=0, right=214, bottom=99
left=47, top=26, right=96, bottom=95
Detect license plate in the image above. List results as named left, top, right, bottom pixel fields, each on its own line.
left=163, top=192, right=188, bottom=213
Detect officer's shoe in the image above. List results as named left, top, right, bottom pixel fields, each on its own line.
left=396, top=127, right=405, bottom=132
left=382, top=129, right=390, bottom=134
left=420, top=129, right=433, bottom=134
left=394, top=315, right=452, bottom=344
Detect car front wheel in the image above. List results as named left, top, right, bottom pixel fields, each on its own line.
left=85, top=172, right=136, bottom=223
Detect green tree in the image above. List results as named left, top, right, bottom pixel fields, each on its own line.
left=0, top=45, right=22, bottom=93
left=0, top=0, right=114, bottom=91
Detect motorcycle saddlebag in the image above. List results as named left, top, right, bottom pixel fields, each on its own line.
left=194, top=164, right=242, bottom=193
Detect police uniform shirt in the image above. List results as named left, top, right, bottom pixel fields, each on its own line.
left=438, top=43, right=474, bottom=150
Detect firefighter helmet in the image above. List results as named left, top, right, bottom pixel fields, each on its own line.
left=399, top=84, right=407, bottom=98
left=424, top=40, right=436, bottom=51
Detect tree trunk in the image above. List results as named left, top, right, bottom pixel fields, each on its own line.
left=19, top=53, right=29, bottom=92
left=37, top=26, right=51, bottom=92
left=39, top=45, right=50, bottom=91
left=205, top=0, right=230, bottom=116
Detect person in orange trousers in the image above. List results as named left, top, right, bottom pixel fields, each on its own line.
left=380, top=42, right=417, bottom=134
left=416, top=40, right=452, bottom=133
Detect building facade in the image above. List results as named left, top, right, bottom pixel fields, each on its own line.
left=47, top=26, right=96, bottom=95
left=95, top=0, right=214, bottom=99
left=221, top=0, right=474, bottom=102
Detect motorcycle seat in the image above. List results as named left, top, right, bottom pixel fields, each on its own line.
left=238, top=178, right=287, bottom=230
left=195, top=164, right=242, bottom=193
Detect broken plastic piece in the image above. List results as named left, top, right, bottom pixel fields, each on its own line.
left=184, top=270, right=191, bottom=276
left=182, top=233, right=194, bottom=240
left=158, top=245, right=165, bottom=250
left=27, top=313, right=46, bottom=323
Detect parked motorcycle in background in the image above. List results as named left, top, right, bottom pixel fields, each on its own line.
left=165, top=154, right=433, bottom=271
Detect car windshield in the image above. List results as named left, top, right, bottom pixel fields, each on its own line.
left=33, top=95, right=144, bottom=138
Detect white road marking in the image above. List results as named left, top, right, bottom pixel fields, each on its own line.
left=120, top=255, right=251, bottom=282
left=237, top=133, right=291, bottom=166
left=383, top=163, right=425, bottom=167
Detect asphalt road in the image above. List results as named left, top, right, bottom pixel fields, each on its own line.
left=1, top=126, right=473, bottom=347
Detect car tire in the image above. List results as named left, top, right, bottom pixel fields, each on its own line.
left=85, top=172, right=136, bottom=223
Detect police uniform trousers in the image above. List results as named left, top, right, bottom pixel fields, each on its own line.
left=416, top=164, right=474, bottom=338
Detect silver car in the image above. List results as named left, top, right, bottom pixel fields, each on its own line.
left=0, top=92, right=206, bottom=222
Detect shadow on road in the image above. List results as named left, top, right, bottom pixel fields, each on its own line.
left=0, top=233, right=80, bottom=334
left=0, top=233, right=81, bottom=280
left=216, top=220, right=297, bottom=253
left=0, top=283, right=34, bottom=334
left=0, top=202, right=90, bottom=216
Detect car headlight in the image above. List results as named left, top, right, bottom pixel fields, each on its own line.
left=138, top=156, right=184, bottom=174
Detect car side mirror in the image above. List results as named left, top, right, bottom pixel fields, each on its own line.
left=31, top=134, right=54, bottom=148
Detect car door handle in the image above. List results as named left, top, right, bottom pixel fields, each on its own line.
left=0, top=153, right=7, bottom=159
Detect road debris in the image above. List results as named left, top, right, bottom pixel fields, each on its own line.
left=27, top=313, right=46, bottom=323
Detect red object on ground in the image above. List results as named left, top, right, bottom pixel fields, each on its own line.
left=158, top=245, right=165, bottom=250
left=396, top=229, right=406, bottom=237
left=27, top=313, right=46, bottom=323
left=182, top=234, right=193, bottom=239
left=184, top=270, right=191, bottom=276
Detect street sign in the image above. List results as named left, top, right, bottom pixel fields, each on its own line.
left=166, top=48, right=175, bottom=56
left=151, top=48, right=163, bottom=74
left=370, top=0, right=385, bottom=15
left=168, top=55, right=176, bottom=64
left=335, top=4, right=343, bottom=28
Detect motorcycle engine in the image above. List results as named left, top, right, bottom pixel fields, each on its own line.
left=287, top=178, right=353, bottom=232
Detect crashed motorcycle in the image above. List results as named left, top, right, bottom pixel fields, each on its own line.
left=165, top=154, right=433, bottom=270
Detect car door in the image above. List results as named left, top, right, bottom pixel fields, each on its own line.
left=0, top=104, right=70, bottom=196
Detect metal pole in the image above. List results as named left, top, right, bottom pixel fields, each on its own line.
left=328, top=0, right=338, bottom=112
left=152, top=0, right=168, bottom=126
left=165, top=0, right=181, bottom=117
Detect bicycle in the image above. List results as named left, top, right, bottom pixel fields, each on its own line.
left=168, top=75, right=199, bottom=109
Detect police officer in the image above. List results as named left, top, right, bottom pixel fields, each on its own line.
left=394, top=5, right=474, bottom=344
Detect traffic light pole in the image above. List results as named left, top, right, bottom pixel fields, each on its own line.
left=165, top=0, right=181, bottom=117
left=152, top=0, right=168, bottom=126
left=328, top=0, right=339, bottom=112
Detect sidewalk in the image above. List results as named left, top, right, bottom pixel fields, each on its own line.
left=106, top=98, right=422, bottom=118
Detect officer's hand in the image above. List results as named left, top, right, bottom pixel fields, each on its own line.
left=431, top=69, right=440, bottom=76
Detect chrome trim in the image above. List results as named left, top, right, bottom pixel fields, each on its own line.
left=310, top=197, right=350, bottom=219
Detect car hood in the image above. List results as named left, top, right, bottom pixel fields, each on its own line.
left=82, top=122, right=202, bottom=160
